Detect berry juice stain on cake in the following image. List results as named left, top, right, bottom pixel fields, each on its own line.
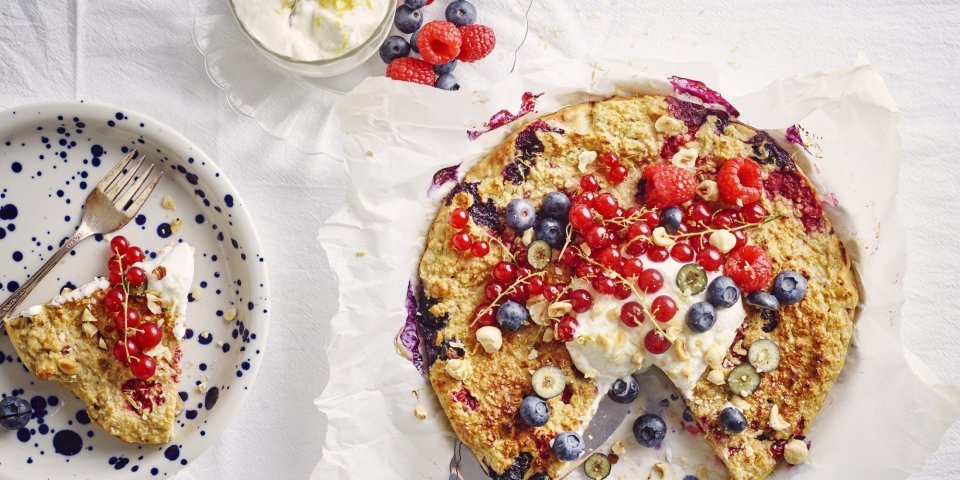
left=467, top=92, right=542, bottom=140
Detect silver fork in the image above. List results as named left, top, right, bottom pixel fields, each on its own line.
left=0, top=149, right=163, bottom=322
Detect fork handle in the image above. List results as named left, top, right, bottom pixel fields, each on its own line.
left=0, top=227, right=92, bottom=322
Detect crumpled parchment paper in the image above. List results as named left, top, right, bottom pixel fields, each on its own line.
left=315, top=56, right=960, bottom=480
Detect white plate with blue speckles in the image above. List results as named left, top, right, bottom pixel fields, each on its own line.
left=0, top=101, right=270, bottom=479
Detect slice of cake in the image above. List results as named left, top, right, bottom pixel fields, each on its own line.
left=5, top=236, right=195, bottom=444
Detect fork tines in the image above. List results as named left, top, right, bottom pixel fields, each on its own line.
left=98, top=149, right=164, bottom=213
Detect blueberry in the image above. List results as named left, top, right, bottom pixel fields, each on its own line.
left=394, top=6, right=423, bottom=34
left=530, top=475, right=551, bottom=480
left=686, top=301, right=717, bottom=332
left=772, top=270, right=807, bottom=305
left=541, top=191, right=571, bottom=220
left=706, top=276, right=740, bottom=308
left=378, top=35, right=410, bottom=63
left=745, top=291, right=780, bottom=311
left=434, top=74, right=460, bottom=91
left=683, top=476, right=700, bottom=480
left=632, top=413, right=666, bottom=448
left=505, top=198, right=536, bottom=231
left=682, top=407, right=694, bottom=422
left=410, top=30, right=420, bottom=53
left=433, top=60, right=458, bottom=74
left=445, top=0, right=477, bottom=26
left=608, top=377, right=639, bottom=404
left=659, top=206, right=683, bottom=234
left=535, top=217, right=565, bottom=249
left=497, top=300, right=528, bottom=331
left=519, top=395, right=550, bottom=427
left=403, top=0, right=427, bottom=8
left=719, top=406, right=747, bottom=433
left=0, top=396, right=32, bottom=430
left=552, top=432, right=584, bottom=461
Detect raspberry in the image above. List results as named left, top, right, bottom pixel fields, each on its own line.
left=718, top=157, right=763, bottom=207
left=457, top=24, right=495, bottom=63
left=723, top=245, right=773, bottom=291
left=640, top=163, right=696, bottom=209
left=386, top=57, right=437, bottom=85
left=416, top=21, right=462, bottom=65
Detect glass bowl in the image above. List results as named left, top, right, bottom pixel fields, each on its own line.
left=228, top=0, right=395, bottom=78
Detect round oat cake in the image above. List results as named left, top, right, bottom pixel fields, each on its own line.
left=416, top=95, right=858, bottom=479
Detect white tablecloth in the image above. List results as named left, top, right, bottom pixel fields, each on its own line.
left=0, top=1, right=957, bottom=479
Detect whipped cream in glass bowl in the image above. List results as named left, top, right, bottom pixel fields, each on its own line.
left=230, top=0, right=394, bottom=77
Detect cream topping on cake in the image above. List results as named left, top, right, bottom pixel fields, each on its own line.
left=135, top=243, right=195, bottom=339
left=566, top=256, right=745, bottom=397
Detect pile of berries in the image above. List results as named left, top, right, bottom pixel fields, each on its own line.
left=104, top=235, right=162, bottom=380
left=380, top=0, right=496, bottom=90
left=458, top=154, right=781, bottom=357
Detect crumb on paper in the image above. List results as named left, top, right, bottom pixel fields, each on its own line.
left=170, top=217, right=183, bottom=233
left=612, top=440, right=626, bottom=455
left=223, top=308, right=237, bottom=322
left=197, top=382, right=207, bottom=394
left=365, top=151, right=374, bottom=158
left=355, top=249, right=367, bottom=257
left=413, top=404, right=427, bottom=420
left=648, top=463, right=668, bottom=480
left=200, top=331, right=211, bottom=340
left=161, top=196, right=176, bottom=210
left=191, top=287, right=202, bottom=301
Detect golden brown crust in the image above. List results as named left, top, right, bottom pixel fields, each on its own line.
left=418, top=95, right=858, bottom=479
left=5, top=289, right=183, bottom=444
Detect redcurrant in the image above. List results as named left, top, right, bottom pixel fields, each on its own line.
left=568, top=204, right=594, bottom=231
left=621, top=257, right=644, bottom=277
left=593, top=193, right=619, bottom=218
left=613, top=282, right=632, bottom=300
left=103, top=288, right=125, bottom=313
left=115, top=308, right=140, bottom=331
left=670, top=243, right=695, bottom=262
left=492, top=262, right=517, bottom=283
left=470, top=240, right=490, bottom=257
left=125, top=266, right=147, bottom=287
left=740, top=203, right=766, bottom=223
left=580, top=174, right=599, bottom=192
left=646, top=246, right=669, bottom=262
left=474, top=304, right=496, bottom=327
left=450, top=208, right=469, bottom=229
left=557, top=315, right=578, bottom=342
left=608, top=164, right=628, bottom=184
left=113, top=339, right=141, bottom=364
left=697, top=247, right=723, bottom=271
left=619, top=301, right=644, bottom=327
left=125, top=246, right=145, bottom=265
left=134, top=322, right=162, bottom=350
left=485, top=283, right=504, bottom=301
left=644, top=330, right=671, bottom=354
left=110, top=236, right=130, bottom=256
left=650, top=296, right=677, bottom=322
left=569, top=289, right=593, bottom=313
left=451, top=232, right=473, bottom=252
left=130, top=355, right=157, bottom=380
left=637, top=269, right=664, bottom=293
left=597, top=247, right=621, bottom=269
